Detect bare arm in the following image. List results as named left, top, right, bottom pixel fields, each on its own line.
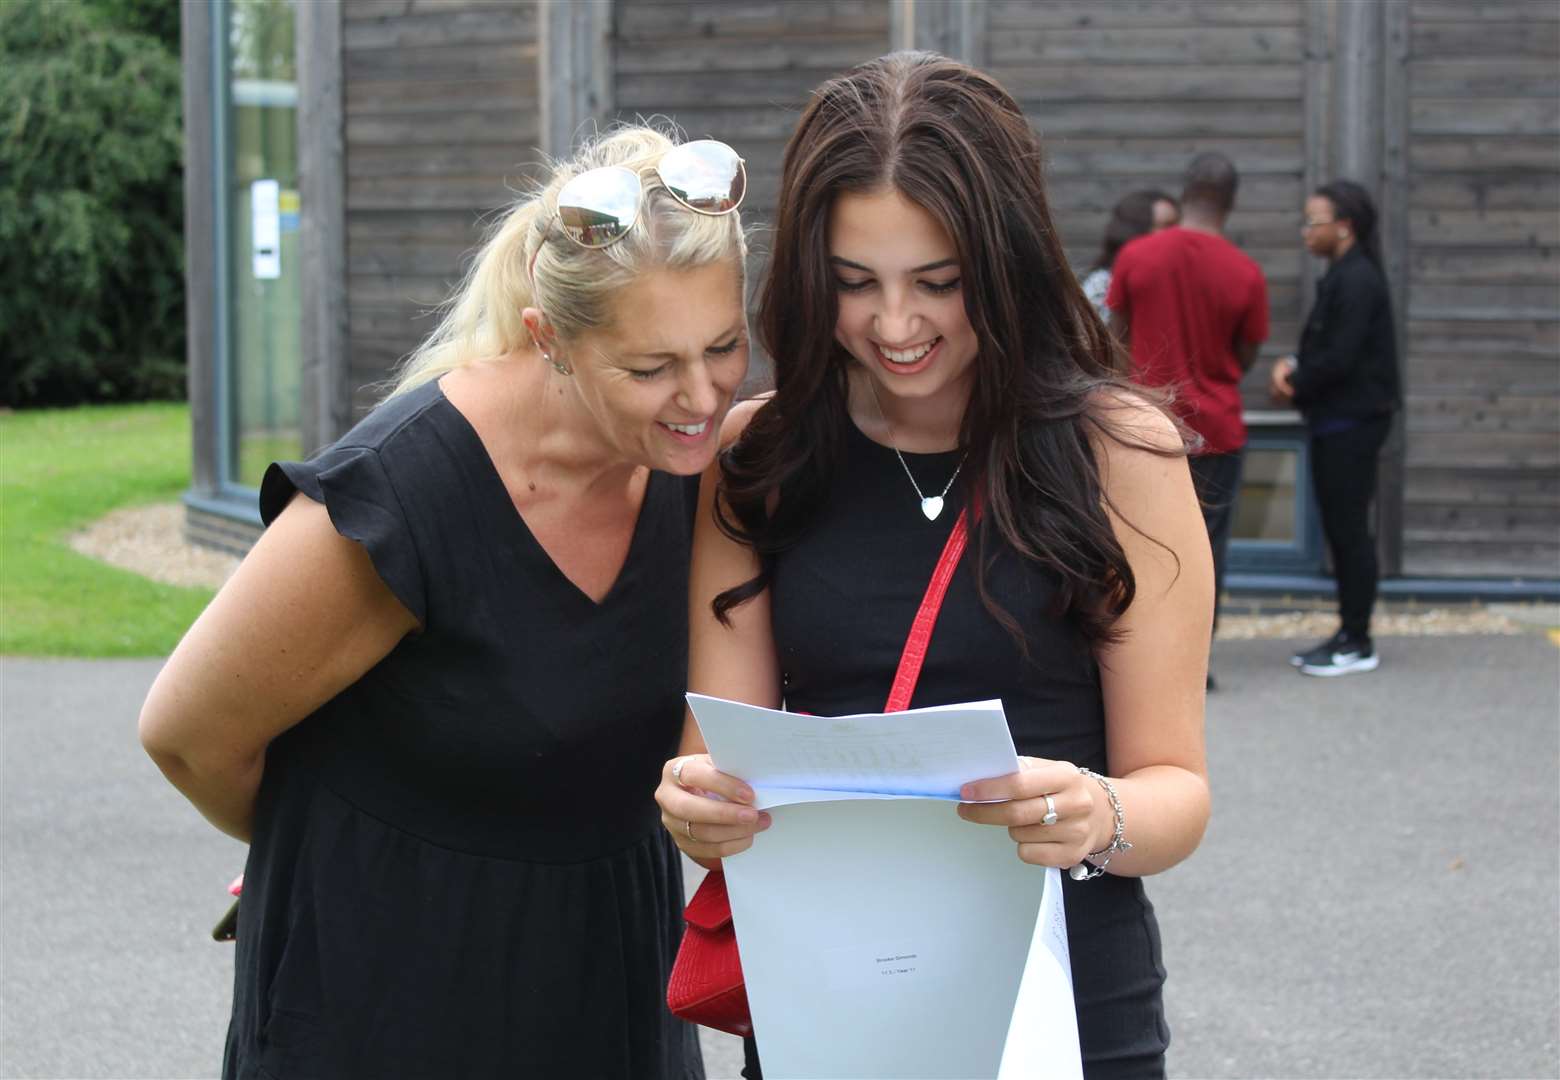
left=1088, top=399, right=1213, bottom=874
left=656, top=400, right=778, bottom=864
left=682, top=397, right=782, bottom=752
left=960, top=397, right=1212, bottom=876
left=138, top=495, right=419, bottom=841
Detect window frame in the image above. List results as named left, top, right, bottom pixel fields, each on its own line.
left=209, top=0, right=302, bottom=500
left=1227, top=416, right=1326, bottom=575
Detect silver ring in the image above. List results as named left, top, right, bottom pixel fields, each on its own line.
left=1041, top=794, right=1058, bottom=827
left=672, top=758, right=687, bottom=786
left=685, top=819, right=698, bottom=843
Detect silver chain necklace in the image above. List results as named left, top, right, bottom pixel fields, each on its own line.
left=864, top=377, right=968, bottom=522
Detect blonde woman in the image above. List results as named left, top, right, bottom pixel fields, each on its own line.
left=140, top=127, right=749, bottom=1078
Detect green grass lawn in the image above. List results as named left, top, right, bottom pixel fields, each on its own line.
left=1, top=403, right=215, bottom=656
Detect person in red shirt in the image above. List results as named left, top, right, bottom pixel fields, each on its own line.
left=1107, top=152, right=1269, bottom=687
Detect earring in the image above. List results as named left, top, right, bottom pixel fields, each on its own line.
left=542, top=350, right=573, bottom=377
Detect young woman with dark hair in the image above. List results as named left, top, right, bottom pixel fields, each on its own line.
left=1272, top=179, right=1401, bottom=676
left=1081, top=189, right=1180, bottom=322
left=656, top=52, right=1212, bottom=1078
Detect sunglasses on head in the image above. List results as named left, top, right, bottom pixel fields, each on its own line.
left=551, top=139, right=747, bottom=250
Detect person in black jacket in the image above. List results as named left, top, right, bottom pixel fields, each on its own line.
left=1271, top=179, right=1401, bottom=676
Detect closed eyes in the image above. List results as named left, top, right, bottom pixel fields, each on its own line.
left=627, top=336, right=745, bottom=380
left=834, top=277, right=961, bottom=295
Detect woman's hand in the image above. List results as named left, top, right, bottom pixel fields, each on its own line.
left=1269, top=356, right=1297, bottom=403
left=657, top=754, right=771, bottom=864
left=956, top=758, right=1110, bottom=870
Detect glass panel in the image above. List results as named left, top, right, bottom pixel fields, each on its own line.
left=225, top=0, right=301, bottom=487
left=1233, top=447, right=1298, bottom=543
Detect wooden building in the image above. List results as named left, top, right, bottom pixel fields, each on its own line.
left=181, top=0, right=1559, bottom=591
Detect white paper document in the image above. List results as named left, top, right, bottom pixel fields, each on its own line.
left=686, top=694, right=1082, bottom=1080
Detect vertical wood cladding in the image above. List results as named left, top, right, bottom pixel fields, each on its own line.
left=319, top=0, right=1556, bottom=580
left=341, top=0, right=543, bottom=415
left=1401, top=0, right=1560, bottom=576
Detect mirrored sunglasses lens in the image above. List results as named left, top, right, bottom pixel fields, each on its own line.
left=556, top=167, right=641, bottom=247
left=658, top=140, right=745, bottom=214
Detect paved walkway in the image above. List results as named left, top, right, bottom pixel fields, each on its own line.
left=2, top=633, right=1557, bottom=1078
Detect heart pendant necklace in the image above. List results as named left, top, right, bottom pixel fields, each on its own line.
left=864, top=377, right=968, bottom=521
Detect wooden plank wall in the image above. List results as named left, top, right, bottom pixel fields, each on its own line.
left=612, top=0, right=890, bottom=231
left=982, top=0, right=1310, bottom=406
left=341, top=0, right=544, bottom=414
left=322, top=0, right=1558, bottom=581
left=610, top=0, right=893, bottom=384
left=1400, top=0, right=1560, bottom=577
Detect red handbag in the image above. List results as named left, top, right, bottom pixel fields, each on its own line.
left=665, top=858, right=753, bottom=1035
left=667, top=505, right=975, bottom=1036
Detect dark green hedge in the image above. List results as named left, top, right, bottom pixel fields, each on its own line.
left=1, top=0, right=185, bottom=406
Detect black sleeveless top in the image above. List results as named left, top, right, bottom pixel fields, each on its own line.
left=225, top=380, right=703, bottom=1079
left=769, top=419, right=1171, bottom=1079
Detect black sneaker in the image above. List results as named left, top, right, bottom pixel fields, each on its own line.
left=1298, top=633, right=1379, bottom=677
left=1290, top=630, right=1345, bottom=668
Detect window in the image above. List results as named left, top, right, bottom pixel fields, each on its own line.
left=1236, top=446, right=1299, bottom=542
left=1228, top=416, right=1325, bottom=575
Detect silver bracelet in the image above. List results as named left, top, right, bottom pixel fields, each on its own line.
left=1069, top=767, right=1132, bottom=881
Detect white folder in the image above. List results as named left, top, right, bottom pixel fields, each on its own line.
left=687, top=694, right=1083, bottom=1080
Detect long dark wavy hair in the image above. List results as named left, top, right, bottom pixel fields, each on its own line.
left=715, top=51, right=1182, bottom=648
left=1090, top=189, right=1178, bottom=275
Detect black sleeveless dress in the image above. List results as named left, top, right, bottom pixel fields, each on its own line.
left=761, top=419, right=1170, bottom=1079
left=225, top=380, right=704, bottom=1079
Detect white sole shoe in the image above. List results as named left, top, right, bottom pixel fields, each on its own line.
left=1300, top=652, right=1380, bottom=677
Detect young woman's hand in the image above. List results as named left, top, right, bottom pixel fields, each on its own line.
left=1269, top=356, right=1297, bottom=403
left=956, top=757, right=1111, bottom=870
left=657, top=754, right=772, bottom=865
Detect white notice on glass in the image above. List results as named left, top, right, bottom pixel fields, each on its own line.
left=251, top=178, right=281, bottom=280
left=686, top=694, right=1082, bottom=1080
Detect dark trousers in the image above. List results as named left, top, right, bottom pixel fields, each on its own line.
left=1310, top=415, right=1391, bottom=639
left=1189, top=449, right=1244, bottom=630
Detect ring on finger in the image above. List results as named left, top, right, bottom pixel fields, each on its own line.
left=1041, top=794, right=1059, bottom=827
left=672, top=758, right=688, bottom=786
left=685, top=819, right=698, bottom=843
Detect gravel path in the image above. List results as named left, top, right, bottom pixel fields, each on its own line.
left=69, top=502, right=240, bottom=589
left=69, top=502, right=1552, bottom=639
left=1214, top=607, right=1531, bottom=640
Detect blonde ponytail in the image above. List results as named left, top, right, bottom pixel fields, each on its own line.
left=389, top=125, right=747, bottom=398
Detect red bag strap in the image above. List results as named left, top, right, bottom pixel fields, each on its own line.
left=682, top=501, right=977, bottom=932
left=883, top=503, right=976, bottom=713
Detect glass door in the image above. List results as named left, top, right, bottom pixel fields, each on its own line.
left=217, top=0, right=301, bottom=490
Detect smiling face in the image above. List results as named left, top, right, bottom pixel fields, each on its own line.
left=827, top=187, right=979, bottom=422
left=562, top=260, right=749, bottom=475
